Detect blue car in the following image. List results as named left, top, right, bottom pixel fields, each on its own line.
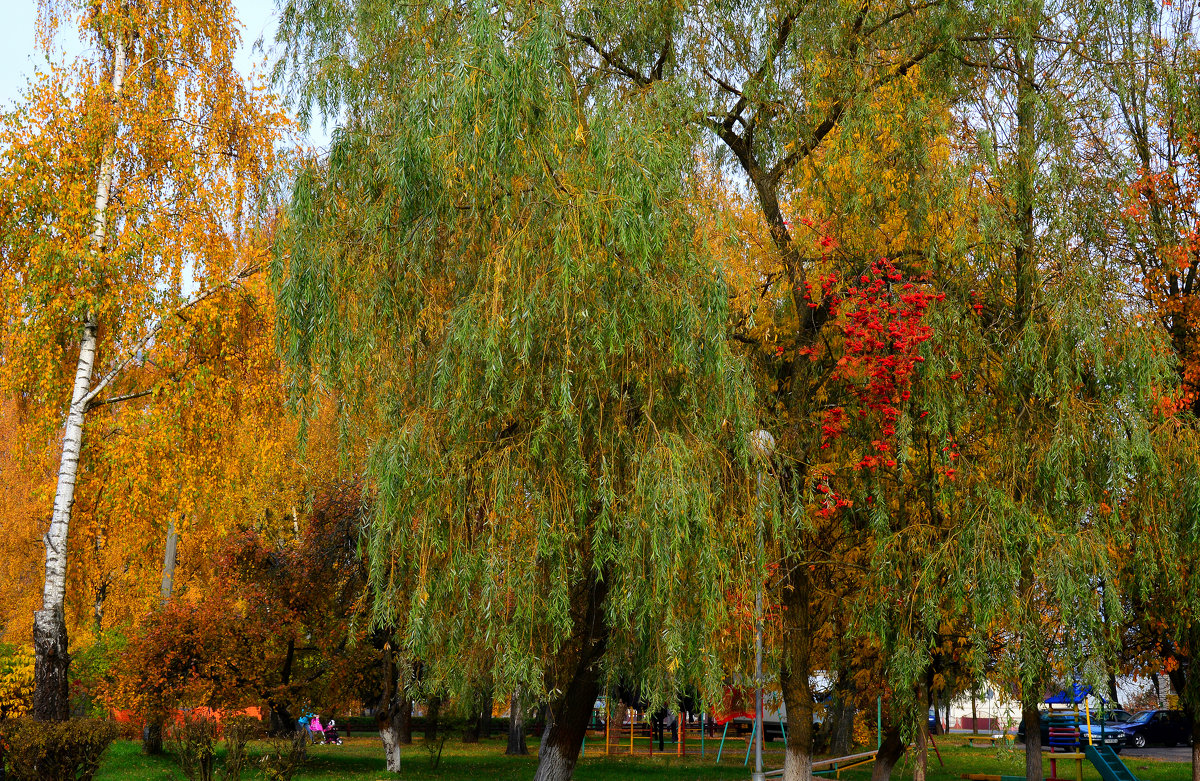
left=1109, top=710, right=1192, bottom=749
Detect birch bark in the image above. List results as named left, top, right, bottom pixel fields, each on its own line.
left=31, top=33, right=127, bottom=722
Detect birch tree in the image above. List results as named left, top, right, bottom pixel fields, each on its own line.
left=0, top=0, right=287, bottom=720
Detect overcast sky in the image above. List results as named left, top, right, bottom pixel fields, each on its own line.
left=0, top=0, right=329, bottom=146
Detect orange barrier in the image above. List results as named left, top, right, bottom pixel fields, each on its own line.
left=111, top=706, right=263, bottom=725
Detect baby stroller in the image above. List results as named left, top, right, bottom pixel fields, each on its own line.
left=308, top=715, right=343, bottom=745
left=323, top=718, right=343, bottom=745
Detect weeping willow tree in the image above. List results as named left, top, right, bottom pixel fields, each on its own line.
left=860, top=3, right=1178, bottom=781
left=273, top=5, right=756, bottom=778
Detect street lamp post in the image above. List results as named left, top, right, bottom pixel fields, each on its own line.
left=750, top=429, right=775, bottom=781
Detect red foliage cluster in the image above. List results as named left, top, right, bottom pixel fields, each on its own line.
left=813, top=259, right=941, bottom=514
left=107, top=482, right=380, bottom=727
left=1124, top=145, right=1200, bottom=413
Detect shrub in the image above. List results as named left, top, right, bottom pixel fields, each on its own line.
left=166, top=713, right=263, bottom=781
left=219, top=716, right=259, bottom=781
left=259, top=732, right=306, bottom=781
left=0, top=646, right=33, bottom=720
left=0, top=718, right=118, bottom=781
left=168, top=715, right=217, bottom=781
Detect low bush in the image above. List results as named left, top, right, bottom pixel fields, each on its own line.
left=167, top=714, right=261, bottom=781
left=219, top=716, right=258, bottom=781
left=168, top=715, right=216, bottom=781
left=0, top=718, right=119, bottom=781
left=259, top=732, right=306, bottom=781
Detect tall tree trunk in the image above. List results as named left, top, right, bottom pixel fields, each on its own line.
left=463, top=706, right=481, bottom=743
left=1022, top=701, right=1043, bottom=781
left=143, top=518, right=180, bottom=755
left=829, top=689, right=855, bottom=756
left=1107, top=673, right=1120, bottom=709
left=142, top=721, right=164, bottom=755
left=399, top=697, right=413, bottom=744
left=780, top=563, right=814, bottom=781
left=379, top=699, right=404, bottom=773
left=159, top=517, right=179, bottom=602
left=480, top=687, right=494, bottom=738
left=507, top=688, right=528, bottom=755
left=92, top=578, right=108, bottom=638
left=913, top=711, right=928, bottom=781
left=869, top=719, right=905, bottom=781
left=462, top=687, right=488, bottom=743
left=1166, top=665, right=1196, bottom=781
left=538, top=704, right=554, bottom=756
left=267, top=639, right=297, bottom=736
left=425, top=697, right=442, bottom=742
left=33, top=320, right=98, bottom=722
left=32, top=31, right=128, bottom=724
left=1012, top=39, right=1037, bottom=333
left=532, top=573, right=608, bottom=781
left=377, top=645, right=404, bottom=773
left=1191, top=713, right=1200, bottom=781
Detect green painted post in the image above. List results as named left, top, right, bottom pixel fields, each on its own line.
left=877, top=698, right=882, bottom=749
left=701, top=713, right=705, bottom=758
left=744, top=720, right=757, bottom=766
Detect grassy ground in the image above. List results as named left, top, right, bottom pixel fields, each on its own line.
left=93, top=734, right=1187, bottom=780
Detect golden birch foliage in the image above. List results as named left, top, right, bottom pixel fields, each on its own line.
left=0, top=0, right=291, bottom=428
left=0, top=0, right=295, bottom=646
left=65, top=271, right=313, bottom=635
left=0, top=399, right=50, bottom=641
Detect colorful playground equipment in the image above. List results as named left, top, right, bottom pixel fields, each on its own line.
left=963, top=684, right=1143, bottom=781
left=579, top=689, right=882, bottom=777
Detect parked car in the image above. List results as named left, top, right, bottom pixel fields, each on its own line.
left=1110, top=709, right=1192, bottom=749
left=1016, top=712, right=1126, bottom=752
left=1094, top=709, right=1136, bottom=725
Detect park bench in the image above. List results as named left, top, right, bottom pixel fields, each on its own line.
left=965, top=733, right=1012, bottom=748
left=763, top=749, right=879, bottom=779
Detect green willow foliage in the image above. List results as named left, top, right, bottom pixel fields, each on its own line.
left=272, top=4, right=755, bottom=704
left=865, top=0, right=1178, bottom=730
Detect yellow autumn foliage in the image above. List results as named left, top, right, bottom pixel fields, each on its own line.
left=0, top=644, right=34, bottom=719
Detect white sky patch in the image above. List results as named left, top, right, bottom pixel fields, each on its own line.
left=0, top=0, right=332, bottom=301
left=0, top=0, right=330, bottom=149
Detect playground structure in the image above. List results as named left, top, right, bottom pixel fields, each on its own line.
left=579, top=694, right=882, bottom=778
left=962, top=684, right=1142, bottom=781
left=587, top=707, right=701, bottom=758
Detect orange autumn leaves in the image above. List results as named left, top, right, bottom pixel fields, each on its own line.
left=0, top=0, right=306, bottom=650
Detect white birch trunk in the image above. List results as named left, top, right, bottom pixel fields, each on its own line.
left=32, top=33, right=127, bottom=722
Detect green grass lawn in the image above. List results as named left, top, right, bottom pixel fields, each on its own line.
left=92, top=734, right=1187, bottom=780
